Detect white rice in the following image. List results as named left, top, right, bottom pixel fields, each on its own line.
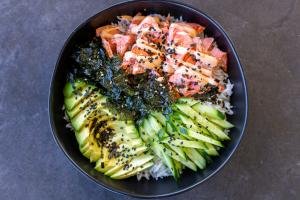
left=137, top=158, right=172, bottom=181
left=204, top=79, right=234, bottom=115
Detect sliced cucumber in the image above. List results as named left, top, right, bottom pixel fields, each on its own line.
left=175, top=104, right=230, bottom=140
left=177, top=97, right=199, bottom=106
left=148, top=115, right=163, bottom=133
left=165, top=143, right=186, bottom=159
left=204, top=143, right=219, bottom=156
left=192, top=102, right=225, bottom=120
left=143, top=118, right=156, bottom=139
left=163, top=147, right=197, bottom=171
left=188, top=130, right=223, bottom=147
left=151, top=142, right=178, bottom=180
left=183, top=148, right=206, bottom=169
left=162, top=138, right=207, bottom=149
left=151, top=111, right=167, bottom=126
left=209, top=118, right=234, bottom=129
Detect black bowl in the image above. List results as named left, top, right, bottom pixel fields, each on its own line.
left=49, top=0, right=248, bottom=198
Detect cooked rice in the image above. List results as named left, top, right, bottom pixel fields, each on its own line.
left=137, top=158, right=172, bottom=181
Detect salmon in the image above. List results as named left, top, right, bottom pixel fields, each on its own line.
left=95, top=13, right=229, bottom=97
left=111, top=34, right=135, bottom=58
left=102, top=39, right=114, bottom=58
left=210, top=47, right=227, bottom=71
left=96, top=25, right=135, bottom=58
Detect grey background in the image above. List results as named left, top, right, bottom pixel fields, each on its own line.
left=0, top=0, right=299, bottom=199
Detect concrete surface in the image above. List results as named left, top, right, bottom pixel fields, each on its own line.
left=0, top=0, right=299, bottom=199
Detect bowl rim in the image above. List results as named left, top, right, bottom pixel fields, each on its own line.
left=48, top=0, right=248, bottom=198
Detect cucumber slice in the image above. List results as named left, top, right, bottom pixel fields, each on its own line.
left=138, top=123, right=151, bottom=143
left=148, top=115, right=163, bottom=132
left=183, top=148, right=206, bottom=169
left=151, top=111, right=167, bottom=126
left=163, top=147, right=197, bottom=171
left=188, top=130, right=223, bottom=147
left=209, top=118, right=234, bottom=129
left=151, top=142, right=178, bottom=180
left=192, top=102, right=225, bottom=120
left=173, top=160, right=183, bottom=175
left=175, top=104, right=230, bottom=140
left=204, top=143, right=219, bottom=156
left=177, top=97, right=199, bottom=106
left=162, top=138, right=207, bottom=149
left=165, top=143, right=186, bottom=159
left=143, top=118, right=156, bottom=139
left=175, top=112, right=201, bottom=132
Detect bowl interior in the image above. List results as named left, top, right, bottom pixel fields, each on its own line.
left=49, top=0, right=247, bottom=198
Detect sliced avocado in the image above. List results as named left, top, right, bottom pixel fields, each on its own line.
left=95, top=148, right=111, bottom=173
left=116, top=138, right=144, bottom=149
left=71, top=97, right=108, bottom=131
left=67, top=92, right=102, bottom=119
left=108, top=121, right=139, bottom=138
left=110, top=154, right=154, bottom=179
left=75, top=126, right=90, bottom=147
left=63, top=80, right=86, bottom=98
left=111, top=161, right=154, bottom=179
left=104, top=158, right=131, bottom=176
left=82, top=147, right=92, bottom=159
left=104, top=146, right=148, bottom=176
left=64, top=85, right=96, bottom=111
left=79, top=141, right=90, bottom=154
left=89, top=149, right=101, bottom=162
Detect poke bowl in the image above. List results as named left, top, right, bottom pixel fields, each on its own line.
left=49, top=0, right=248, bottom=198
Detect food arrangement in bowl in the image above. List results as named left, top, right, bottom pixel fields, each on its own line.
left=49, top=0, right=247, bottom=197
left=63, top=13, right=235, bottom=181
